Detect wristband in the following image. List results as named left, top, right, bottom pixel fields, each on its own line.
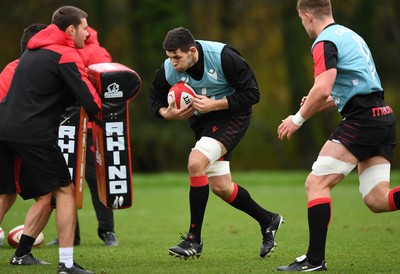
left=292, top=111, right=306, bottom=126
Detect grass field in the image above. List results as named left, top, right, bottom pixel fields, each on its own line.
left=0, top=171, right=399, bottom=273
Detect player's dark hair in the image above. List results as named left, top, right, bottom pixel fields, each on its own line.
left=51, top=6, right=88, bottom=31
left=163, top=27, right=196, bottom=53
left=20, top=23, right=47, bottom=53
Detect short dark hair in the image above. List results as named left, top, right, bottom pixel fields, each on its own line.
left=20, top=23, right=47, bottom=52
left=51, top=6, right=88, bottom=31
left=163, top=27, right=196, bottom=53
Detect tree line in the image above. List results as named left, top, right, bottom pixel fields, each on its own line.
left=1, top=0, right=399, bottom=171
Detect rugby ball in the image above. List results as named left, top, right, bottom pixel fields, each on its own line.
left=0, top=227, right=4, bottom=247
left=7, top=225, right=44, bottom=248
left=167, top=82, right=196, bottom=109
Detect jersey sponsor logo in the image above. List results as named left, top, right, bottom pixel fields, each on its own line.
left=104, top=82, right=123, bottom=98
left=371, top=105, right=393, bottom=117
left=212, top=125, right=218, bottom=133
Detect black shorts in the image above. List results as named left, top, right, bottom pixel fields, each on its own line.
left=329, top=120, right=396, bottom=162
left=332, top=93, right=396, bottom=161
left=0, top=141, right=72, bottom=200
left=193, top=111, right=251, bottom=161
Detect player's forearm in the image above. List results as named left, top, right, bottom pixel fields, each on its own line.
left=299, top=86, right=331, bottom=120
left=319, top=96, right=335, bottom=111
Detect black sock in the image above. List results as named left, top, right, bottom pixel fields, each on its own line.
left=394, top=191, right=400, bottom=209
left=306, top=198, right=331, bottom=265
left=188, top=184, right=209, bottom=242
left=229, top=184, right=273, bottom=226
left=388, top=186, right=400, bottom=210
left=15, top=234, right=35, bottom=257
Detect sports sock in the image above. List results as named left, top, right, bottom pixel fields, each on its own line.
left=388, top=186, right=400, bottom=210
left=15, top=234, right=35, bottom=257
left=59, top=247, right=74, bottom=268
left=227, top=183, right=273, bottom=225
left=306, top=198, right=332, bottom=265
left=188, top=175, right=209, bottom=243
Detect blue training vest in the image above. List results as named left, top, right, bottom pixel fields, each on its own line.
left=164, top=40, right=235, bottom=100
left=312, top=24, right=383, bottom=112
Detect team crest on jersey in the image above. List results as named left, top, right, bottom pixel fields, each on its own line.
left=180, top=76, right=188, bottom=82
left=207, top=68, right=218, bottom=80
left=104, top=82, right=123, bottom=98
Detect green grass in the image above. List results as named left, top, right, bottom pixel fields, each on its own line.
left=1, top=171, right=399, bottom=273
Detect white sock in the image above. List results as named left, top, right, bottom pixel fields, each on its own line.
left=59, top=247, right=74, bottom=268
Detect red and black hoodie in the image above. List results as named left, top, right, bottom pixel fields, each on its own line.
left=0, top=24, right=101, bottom=146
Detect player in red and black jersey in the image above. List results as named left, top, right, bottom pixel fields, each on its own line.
left=0, top=6, right=99, bottom=274
left=0, top=23, right=54, bottom=266
left=47, top=26, right=119, bottom=248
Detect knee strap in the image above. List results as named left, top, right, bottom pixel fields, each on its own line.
left=311, top=156, right=356, bottom=176
left=359, top=164, right=390, bottom=198
left=206, top=161, right=230, bottom=177
left=193, top=137, right=222, bottom=164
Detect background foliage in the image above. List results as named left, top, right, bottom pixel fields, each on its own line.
left=1, top=0, right=399, bottom=172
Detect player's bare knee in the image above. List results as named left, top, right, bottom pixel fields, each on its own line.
left=210, top=183, right=230, bottom=198
left=187, top=157, right=206, bottom=174
left=0, top=194, right=17, bottom=213
left=34, top=193, right=51, bottom=202
left=365, top=203, right=383, bottom=213
left=53, top=183, right=74, bottom=197
left=305, top=174, right=326, bottom=197
left=363, top=196, right=386, bottom=213
left=305, top=174, right=314, bottom=194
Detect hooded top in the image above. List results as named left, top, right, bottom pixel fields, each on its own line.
left=0, top=59, right=18, bottom=101
left=78, top=26, right=112, bottom=67
left=78, top=26, right=112, bottom=131
left=0, top=24, right=102, bottom=146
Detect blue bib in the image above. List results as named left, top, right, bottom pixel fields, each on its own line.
left=313, top=24, right=382, bottom=112
left=164, top=40, right=235, bottom=100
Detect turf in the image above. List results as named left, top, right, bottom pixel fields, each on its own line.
left=0, top=171, right=399, bottom=273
